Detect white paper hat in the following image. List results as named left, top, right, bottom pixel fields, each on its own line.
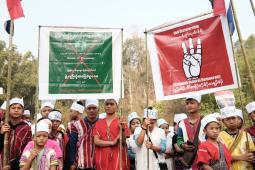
left=23, top=110, right=31, bottom=116
left=246, top=102, right=255, bottom=114
left=104, top=98, right=119, bottom=105
left=32, top=121, right=50, bottom=135
left=143, top=108, right=158, bottom=119
left=220, top=106, right=237, bottom=119
left=234, top=108, right=243, bottom=120
left=128, top=112, right=140, bottom=125
left=157, top=118, right=169, bottom=127
left=48, top=111, right=62, bottom=121
left=0, top=101, right=6, bottom=110
left=38, top=118, right=52, bottom=128
left=174, top=113, right=187, bottom=123
left=186, top=95, right=202, bottom=103
left=9, top=97, right=24, bottom=107
left=41, top=102, right=54, bottom=110
left=71, top=102, right=84, bottom=113
left=213, top=112, right=222, bottom=120
left=201, top=114, right=219, bottom=129
left=85, top=99, right=99, bottom=108
left=99, top=113, right=107, bottom=119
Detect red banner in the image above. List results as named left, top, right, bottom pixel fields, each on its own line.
left=148, top=14, right=238, bottom=100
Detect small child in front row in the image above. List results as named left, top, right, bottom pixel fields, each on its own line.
left=197, top=114, right=232, bottom=170
left=20, top=121, right=58, bottom=170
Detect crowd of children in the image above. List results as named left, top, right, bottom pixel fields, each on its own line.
left=0, top=95, right=255, bottom=170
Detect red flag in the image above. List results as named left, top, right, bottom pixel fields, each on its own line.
left=6, top=0, right=24, bottom=20
left=213, top=0, right=226, bottom=16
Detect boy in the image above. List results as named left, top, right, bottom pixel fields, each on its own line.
left=246, top=101, right=255, bottom=141
left=157, top=118, right=173, bottom=170
left=0, top=98, right=32, bottom=170
left=219, top=106, right=255, bottom=170
left=197, top=114, right=232, bottom=169
left=177, top=95, right=204, bottom=169
left=20, top=122, right=58, bottom=170
left=48, top=110, right=65, bottom=169
left=127, top=112, right=141, bottom=170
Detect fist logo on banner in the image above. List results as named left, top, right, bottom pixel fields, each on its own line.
left=147, top=14, right=238, bottom=100
left=182, top=38, right=202, bottom=80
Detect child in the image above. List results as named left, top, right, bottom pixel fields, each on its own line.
left=0, top=98, right=32, bottom=170
left=157, top=118, right=174, bottom=170
left=172, top=113, right=187, bottom=170
left=127, top=112, right=141, bottom=170
left=20, top=122, right=58, bottom=170
left=246, top=101, right=255, bottom=141
left=219, top=106, right=255, bottom=170
left=197, top=114, right=232, bottom=169
left=48, top=110, right=65, bottom=170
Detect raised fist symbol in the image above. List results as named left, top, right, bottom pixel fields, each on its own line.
left=182, top=38, right=202, bottom=80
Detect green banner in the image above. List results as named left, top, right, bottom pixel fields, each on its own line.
left=49, top=32, right=113, bottom=94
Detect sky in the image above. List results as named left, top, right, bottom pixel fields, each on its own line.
left=0, top=0, right=254, bottom=56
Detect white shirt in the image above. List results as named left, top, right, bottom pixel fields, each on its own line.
left=134, top=126, right=166, bottom=170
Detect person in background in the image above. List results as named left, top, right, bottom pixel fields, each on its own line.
left=40, top=102, right=54, bottom=118
left=157, top=118, right=173, bottom=170
left=64, top=102, right=84, bottom=170
left=197, top=114, right=232, bottom=170
left=246, top=102, right=255, bottom=142
left=48, top=110, right=65, bottom=170
left=127, top=112, right=141, bottom=170
left=172, top=113, right=187, bottom=170
left=22, top=110, right=32, bottom=126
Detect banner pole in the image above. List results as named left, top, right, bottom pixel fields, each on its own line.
left=119, top=28, right=124, bottom=170
left=3, top=19, right=14, bottom=168
left=144, top=30, right=150, bottom=170
left=250, top=0, right=255, bottom=16
left=230, top=0, right=255, bottom=96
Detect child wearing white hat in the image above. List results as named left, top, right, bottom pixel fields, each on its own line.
left=48, top=110, right=65, bottom=169
left=246, top=101, right=255, bottom=141
left=22, top=109, right=32, bottom=126
left=20, top=122, right=58, bottom=170
left=40, top=101, right=54, bottom=118
left=197, top=114, right=232, bottom=169
left=157, top=118, right=174, bottom=170
left=219, top=106, right=255, bottom=170
left=127, top=112, right=141, bottom=170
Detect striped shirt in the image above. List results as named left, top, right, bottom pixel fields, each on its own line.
left=69, top=117, right=98, bottom=169
left=0, top=121, right=32, bottom=169
left=20, top=146, right=58, bottom=170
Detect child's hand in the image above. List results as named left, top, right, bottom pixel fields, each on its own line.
left=2, top=165, right=10, bottom=170
left=0, top=123, right=10, bottom=134
left=241, top=153, right=255, bottom=162
left=28, top=149, right=40, bottom=160
left=111, top=135, right=120, bottom=146
left=145, top=140, right=153, bottom=150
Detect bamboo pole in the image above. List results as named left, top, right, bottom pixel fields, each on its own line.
left=119, top=28, right=124, bottom=170
left=145, top=30, right=150, bottom=170
left=230, top=0, right=255, bottom=96
left=250, top=0, right=255, bottom=16
left=3, top=20, right=14, bottom=168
